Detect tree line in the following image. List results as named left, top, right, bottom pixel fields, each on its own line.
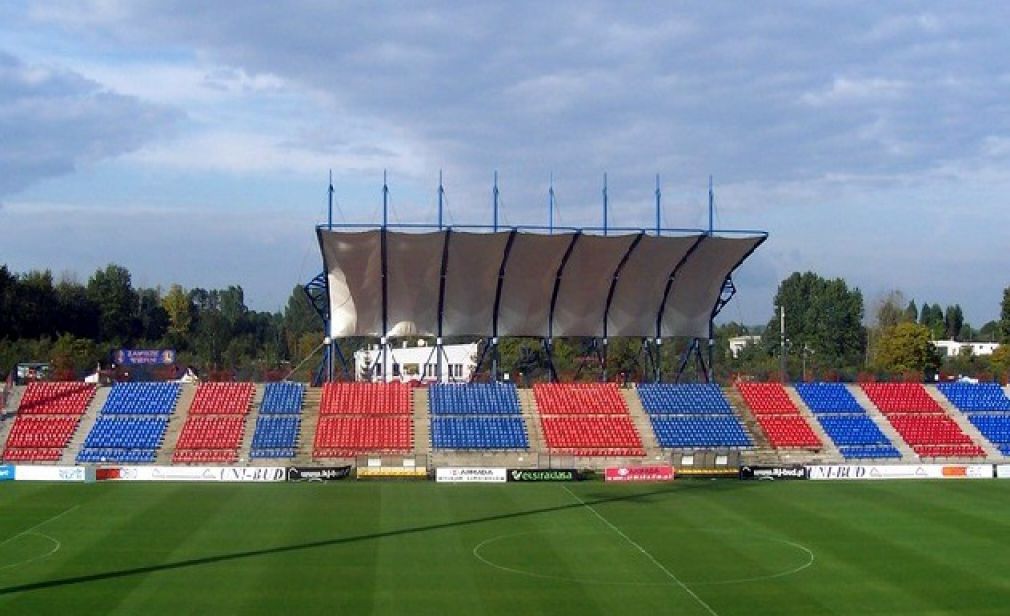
left=2, top=263, right=1009, bottom=383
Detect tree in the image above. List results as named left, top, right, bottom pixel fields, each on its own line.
left=990, top=344, right=1010, bottom=380
left=86, top=264, right=138, bottom=343
left=1000, top=287, right=1010, bottom=343
left=944, top=304, right=964, bottom=340
left=904, top=300, right=918, bottom=323
left=874, top=322, right=941, bottom=378
left=162, top=284, right=193, bottom=341
left=874, top=291, right=912, bottom=330
left=918, top=303, right=945, bottom=340
left=764, top=272, right=866, bottom=373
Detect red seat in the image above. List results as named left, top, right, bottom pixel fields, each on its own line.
left=736, top=383, right=797, bottom=414
left=861, top=383, right=943, bottom=414
left=534, top=383, right=628, bottom=415
left=188, top=382, right=254, bottom=415
left=319, top=382, right=412, bottom=415
left=313, top=416, right=412, bottom=457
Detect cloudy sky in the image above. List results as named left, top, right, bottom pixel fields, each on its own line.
left=2, top=2, right=1008, bottom=328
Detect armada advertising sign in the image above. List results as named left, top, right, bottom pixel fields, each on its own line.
left=808, top=464, right=992, bottom=481
left=506, top=469, right=580, bottom=482
left=286, top=466, right=352, bottom=482
left=995, top=465, right=1010, bottom=479
left=739, top=465, right=807, bottom=480
left=0, top=464, right=15, bottom=481
left=112, top=349, right=177, bottom=366
left=604, top=465, right=675, bottom=482
left=436, top=468, right=507, bottom=483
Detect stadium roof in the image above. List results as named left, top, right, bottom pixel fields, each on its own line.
left=318, top=228, right=764, bottom=340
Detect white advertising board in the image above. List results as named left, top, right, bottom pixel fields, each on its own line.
left=995, top=465, right=1010, bottom=479
left=435, top=468, right=507, bottom=483
left=807, top=464, right=992, bottom=481
left=105, top=466, right=286, bottom=482
left=14, top=466, right=88, bottom=482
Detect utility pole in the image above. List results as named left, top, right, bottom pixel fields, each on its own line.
left=779, top=305, right=787, bottom=383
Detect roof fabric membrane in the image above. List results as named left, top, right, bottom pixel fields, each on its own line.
left=318, top=228, right=762, bottom=339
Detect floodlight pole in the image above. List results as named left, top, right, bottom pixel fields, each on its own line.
left=780, top=305, right=787, bottom=383
left=328, top=169, right=334, bottom=230
left=381, top=171, right=389, bottom=381
left=548, top=174, right=555, bottom=235
left=655, top=174, right=661, bottom=236
left=493, top=171, right=499, bottom=232
left=602, top=173, right=609, bottom=236
left=383, top=170, right=389, bottom=228
left=708, top=175, right=714, bottom=236
left=437, top=170, right=444, bottom=230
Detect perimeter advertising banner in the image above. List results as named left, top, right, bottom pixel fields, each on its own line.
left=436, top=468, right=507, bottom=483
left=286, top=466, right=352, bottom=482
left=807, top=464, right=993, bottom=481
left=996, top=465, right=1010, bottom=479
left=112, top=349, right=177, bottom=366
left=0, top=465, right=15, bottom=481
left=97, top=466, right=286, bottom=482
left=739, top=465, right=807, bottom=480
left=604, top=465, right=675, bottom=482
left=506, top=469, right=581, bottom=482
left=14, top=466, right=88, bottom=482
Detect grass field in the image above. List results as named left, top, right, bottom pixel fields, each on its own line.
left=2, top=479, right=1010, bottom=615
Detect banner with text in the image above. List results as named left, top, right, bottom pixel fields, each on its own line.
left=97, top=466, right=285, bottom=482
left=356, top=467, right=428, bottom=479
left=739, top=465, right=807, bottom=480
left=807, top=464, right=992, bottom=481
left=436, top=468, right=507, bottom=483
left=506, top=469, right=580, bottom=482
left=112, top=349, right=177, bottom=366
left=0, top=465, right=15, bottom=481
left=15, top=466, right=88, bottom=482
left=604, top=465, right=675, bottom=482
left=286, top=466, right=352, bottom=482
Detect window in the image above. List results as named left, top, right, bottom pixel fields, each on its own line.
left=392, top=363, right=400, bottom=377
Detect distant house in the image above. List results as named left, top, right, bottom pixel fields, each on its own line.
left=728, top=335, right=763, bottom=358
left=933, top=340, right=1000, bottom=358
left=354, top=340, right=479, bottom=383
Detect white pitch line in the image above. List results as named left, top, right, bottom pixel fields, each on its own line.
left=0, top=504, right=79, bottom=551
left=561, top=486, right=719, bottom=616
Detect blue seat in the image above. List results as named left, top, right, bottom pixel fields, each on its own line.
left=101, top=382, right=181, bottom=415
left=250, top=416, right=300, bottom=457
left=795, top=383, right=864, bottom=414
left=938, top=383, right=1010, bottom=412
left=260, top=382, right=306, bottom=415
left=838, top=444, right=902, bottom=459
left=431, top=416, right=528, bottom=449
left=429, top=383, right=521, bottom=415
left=637, top=384, right=733, bottom=415
left=648, top=416, right=752, bottom=448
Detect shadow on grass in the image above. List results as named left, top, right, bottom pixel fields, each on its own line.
left=0, top=480, right=732, bottom=595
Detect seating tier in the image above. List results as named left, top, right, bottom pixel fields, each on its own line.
left=187, top=382, right=254, bottom=415
left=533, top=383, right=628, bottom=415
left=794, top=383, right=863, bottom=413
left=431, top=417, right=529, bottom=449
left=320, top=382, right=412, bottom=415
left=649, top=416, right=751, bottom=448
left=860, top=383, right=943, bottom=414
left=736, top=382, right=797, bottom=414
left=16, top=382, right=95, bottom=415
left=430, top=383, right=521, bottom=415
left=755, top=415, right=821, bottom=448
left=937, top=383, right=1010, bottom=412
left=250, top=416, right=300, bottom=458
left=539, top=415, right=643, bottom=456
left=260, top=382, right=305, bottom=415
left=637, top=383, right=732, bottom=414
left=101, top=382, right=180, bottom=415
left=314, top=416, right=412, bottom=457
left=886, top=415, right=984, bottom=458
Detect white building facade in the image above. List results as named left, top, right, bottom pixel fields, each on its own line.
left=353, top=341, right=480, bottom=383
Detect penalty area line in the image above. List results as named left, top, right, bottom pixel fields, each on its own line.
left=0, top=504, right=80, bottom=551
left=561, top=485, right=719, bottom=616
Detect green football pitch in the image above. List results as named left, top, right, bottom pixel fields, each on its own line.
left=2, top=479, right=1009, bottom=615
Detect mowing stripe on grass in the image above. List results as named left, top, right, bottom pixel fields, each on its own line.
left=0, top=504, right=78, bottom=551
left=561, top=485, right=719, bottom=616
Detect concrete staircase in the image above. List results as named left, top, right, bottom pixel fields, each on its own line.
left=412, top=387, right=430, bottom=457
left=60, top=386, right=110, bottom=464
left=157, top=383, right=197, bottom=464
left=847, top=384, right=918, bottom=462
left=784, top=386, right=843, bottom=462
left=723, top=386, right=780, bottom=464
left=924, top=385, right=1003, bottom=459
left=237, top=384, right=265, bottom=464
left=518, top=387, right=545, bottom=458
left=621, top=387, right=663, bottom=459
left=0, top=386, right=26, bottom=453
left=294, top=386, right=322, bottom=465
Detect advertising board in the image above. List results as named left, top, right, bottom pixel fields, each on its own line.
left=506, top=469, right=580, bottom=482
left=15, top=466, right=87, bottom=482
left=996, top=465, right=1010, bottom=479
left=739, top=465, right=807, bottom=480
left=97, top=466, right=285, bottom=482
left=112, top=349, right=177, bottom=365
left=436, top=468, right=507, bottom=483
left=807, top=464, right=992, bottom=481
left=604, top=465, right=675, bottom=482
left=286, top=466, right=352, bottom=482
left=356, top=467, right=428, bottom=479
left=0, top=464, right=15, bottom=481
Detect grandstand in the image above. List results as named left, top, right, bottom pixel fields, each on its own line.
left=534, top=383, right=644, bottom=457
left=172, top=382, right=254, bottom=463
left=313, top=383, right=413, bottom=457
left=429, top=383, right=528, bottom=450
left=861, top=383, right=985, bottom=458
left=794, top=383, right=900, bottom=459
left=77, top=382, right=180, bottom=463
left=938, top=382, right=1010, bottom=456
left=736, top=382, right=822, bottom=449
left=251, top=382, right=305, bottom=458
left=637, top=383, right=752, bottom=449
left=3, top=382, right=95, bottom=462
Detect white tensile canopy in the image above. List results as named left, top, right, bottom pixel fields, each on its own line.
left=318, top=228, right=764, bottom=340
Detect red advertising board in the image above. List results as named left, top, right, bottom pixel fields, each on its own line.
left=604, top=465, right=675, bottom=482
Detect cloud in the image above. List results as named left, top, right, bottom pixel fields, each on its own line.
left=0, top=50, right=180, bottom=197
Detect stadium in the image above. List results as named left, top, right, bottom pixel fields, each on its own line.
left=3, top=174, right=1010, bottom=615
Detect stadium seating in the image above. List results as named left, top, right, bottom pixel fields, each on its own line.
left=101, top=382, right=181, bottom=415
left=431, top=417, right=529, bottom=449
left=2, top=382, right=95, bottom=462
left=637, top=384, right=752, bottom=449
left=637, top=383, right=733, bottom=414
left=250, top=416, right=300, bottom=458
left=249, top=383, right=305, bottom=458
left=534, top=384, right=643, bottom=456
left=187, top=382, right=254, bottom=415
left=75, top=382, right=178, bottom=464
left=314, top=383, right=414, bottom=457
left=736, top=383, right=821, bottom=449
left=860, top=383, right=985, bottom=458
left=795, top=383, right=900, bottom=458
left=533, top=383, right=628, bottom=414
left=937, top=382, right=1010, bottom=412
left=430, top=383, right=521, bottom=415
left=173, top=384, right=253, bottom=463
left=314, top=416, right=412, bottom=457
left=320, top=382, right=411, bottom=414
left=260, top=382, right=305, bottom=415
